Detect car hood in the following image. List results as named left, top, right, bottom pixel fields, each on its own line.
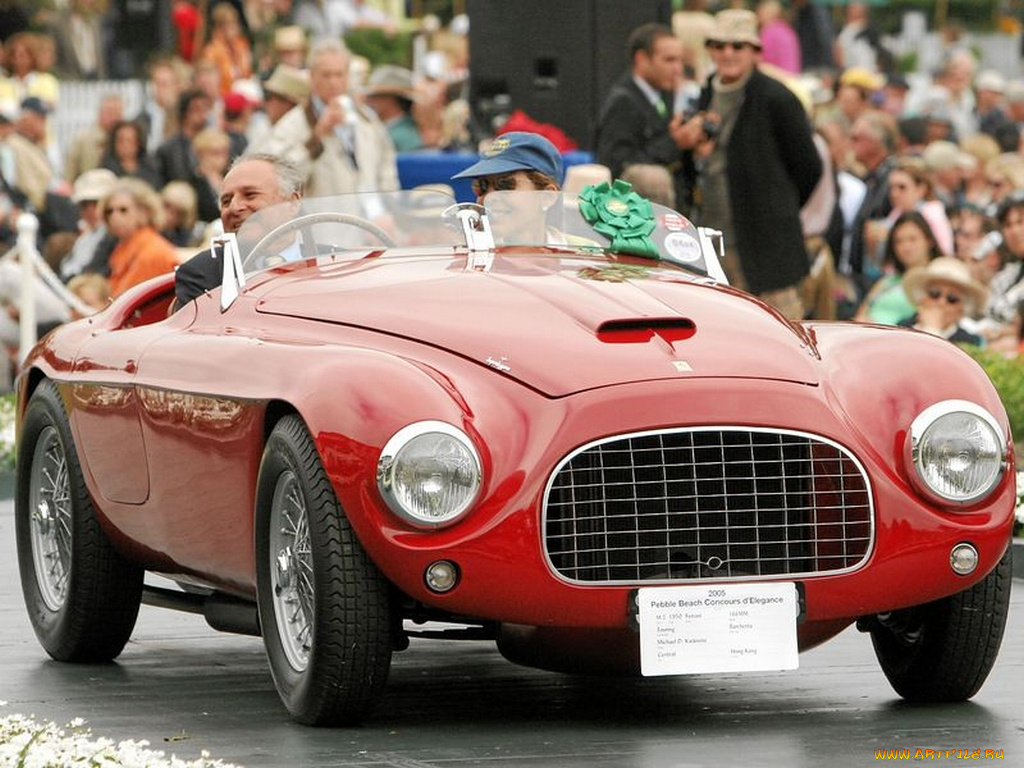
left=253, top=254, right=820, bottom=397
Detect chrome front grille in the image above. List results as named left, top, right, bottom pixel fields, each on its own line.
left=543, top=428, right=873, bottom=583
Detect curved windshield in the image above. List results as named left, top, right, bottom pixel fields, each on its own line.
left=236, top=189, right=718, bottom=278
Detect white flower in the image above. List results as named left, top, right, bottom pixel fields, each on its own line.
left=0, top=711, right=243, bottom=768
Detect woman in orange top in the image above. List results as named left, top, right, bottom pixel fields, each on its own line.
left=200, top=2, right=254, bottom=97
left=103, top=178, right=180, bottom=297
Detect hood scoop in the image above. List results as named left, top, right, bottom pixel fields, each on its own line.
left=597, top=317, right=696, bottom=345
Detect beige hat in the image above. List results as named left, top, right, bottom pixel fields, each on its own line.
left=363, top=64, right=418, bottom=102
left=706, top=9, right=761, bottom=49
left=903, top=257, right=989, bottom=315
left=922, top=140, right=976, bottom=172
left=839, top=67, right=885, bottom=92
left=263, top=64, right=310, bottom=104
left=975, top=69, right=1006, bottom=94
left=274, top=25, right=307, bottom=52
left=72, top=168, right=117, bottom=203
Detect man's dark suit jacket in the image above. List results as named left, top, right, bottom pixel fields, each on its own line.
left=174, top=246, right=220, bottom=309
left=595, top=74, right=688, bottom=209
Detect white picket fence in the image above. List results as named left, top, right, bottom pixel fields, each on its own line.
left=54, top=79, right=148, bottom=154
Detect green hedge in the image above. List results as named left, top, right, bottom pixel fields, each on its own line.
left=960, top=346, right=1024, bottom=445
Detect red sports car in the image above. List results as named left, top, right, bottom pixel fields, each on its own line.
left=15, top=186, right=1015, bottom=726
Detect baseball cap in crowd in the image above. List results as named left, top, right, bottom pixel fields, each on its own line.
left=71, top=168, right=117, bottom=204
left=706, top=9, right=762, bottom=49
left=452, top=131, right=564, bottom=184
left=263, top=64, right=310, bottom=104
left=20, top=96, right=51, bottom=117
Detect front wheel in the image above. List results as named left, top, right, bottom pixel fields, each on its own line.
left=15, top=380, right=143, bottom=661
left=255, top=415, right=392, bottom=726
left=865, top=545, right=1012, bottom=702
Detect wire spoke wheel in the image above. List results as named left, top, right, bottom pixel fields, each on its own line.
left=28, top=426, right=73, bottom=611
left=268, top=469, right=315, bottom=672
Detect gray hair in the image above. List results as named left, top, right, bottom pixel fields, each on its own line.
left=308, top=37, right=349, bottom=69
left=228, top=152, right=305, bottom=198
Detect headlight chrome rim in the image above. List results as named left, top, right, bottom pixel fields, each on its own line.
left=906, top=399, right=1007, bottom=507
left=377, top=420, right=482, bottom=529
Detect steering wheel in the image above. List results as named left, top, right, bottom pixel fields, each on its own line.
left=244, top=211, right=397, bottom=269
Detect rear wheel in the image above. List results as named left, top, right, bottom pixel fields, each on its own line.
left=255, top=415, right=392, bottom=726
left=15, top=380, right=143, bottom=661
left=865, top=546, right=1012, bottom=702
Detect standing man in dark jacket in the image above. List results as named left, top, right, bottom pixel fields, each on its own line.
left=686, top=9, right=823, bottom=320
left=596, top=23, right=694, bottom=213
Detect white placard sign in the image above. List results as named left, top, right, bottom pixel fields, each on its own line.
left=637, top=582, right=799, bottom=676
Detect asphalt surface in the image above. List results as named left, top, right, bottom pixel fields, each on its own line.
left=1, top=498, right=1021, bottom=767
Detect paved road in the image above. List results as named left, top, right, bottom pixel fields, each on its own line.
left=1, top=499, right=1020, bottom=767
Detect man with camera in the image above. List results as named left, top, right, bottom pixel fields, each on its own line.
left=685, top=9, right=822, bottom=321
left=596, top=23, right=709, bottom=216
left=262, top=38, right=398, bottom=197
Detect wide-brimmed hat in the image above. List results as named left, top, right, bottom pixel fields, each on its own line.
left=263, top=64, right=310, bottom=104
left=706, top=9, right=761, bottom=49
left=363, top=65, right=418, bottom=102
left=903, top=256, right=989, bottom=315
left=71, top=168, right=117, bottom=203
left=922, top=140, right=975, bottom=173
left=451, top=131, right=564, bottom=184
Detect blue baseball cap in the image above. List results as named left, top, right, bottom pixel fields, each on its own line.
left=452, top=131, right=564, bottom=184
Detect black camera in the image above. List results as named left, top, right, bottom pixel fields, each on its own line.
left=702, top=119, right=719, bottom=139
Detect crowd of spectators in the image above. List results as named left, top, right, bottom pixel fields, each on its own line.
left=4, top=0, right=1024, bottom=380
left=0, top=0, right=471, bottom=382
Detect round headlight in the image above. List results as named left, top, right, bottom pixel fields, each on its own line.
left=377, top=421, right=482, bottom=528
left=908, top=400, right=1006, bottom=506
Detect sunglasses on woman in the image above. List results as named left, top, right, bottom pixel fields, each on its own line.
left=472, top=174, right=520, bottom=196
left=926, top=288, right=962, bottom=305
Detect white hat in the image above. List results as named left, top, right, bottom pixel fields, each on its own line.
left=71, top=168, right=118, bottom=203
left=975, top=69, right=1006, bottom=93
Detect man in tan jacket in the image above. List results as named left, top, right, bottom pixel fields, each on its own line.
left=264, top=38, right=398, bottom=197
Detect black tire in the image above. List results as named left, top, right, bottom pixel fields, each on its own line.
left=15, top=380, right=143, bottom=662
left=255, top=415, right=392, bottom=726
left=868, top=545, right=1012, bottom=702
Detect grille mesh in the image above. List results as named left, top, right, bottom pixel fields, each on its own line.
left=544, top=429, right=872, bottom=583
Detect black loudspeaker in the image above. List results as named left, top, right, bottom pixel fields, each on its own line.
left=467, top=0, right=674, bottom=152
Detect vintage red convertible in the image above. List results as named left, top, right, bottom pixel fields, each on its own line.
left=14, top=185, right=1015, bottom=726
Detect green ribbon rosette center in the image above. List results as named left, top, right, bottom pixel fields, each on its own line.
left=578, top=180, right=660, bottom=259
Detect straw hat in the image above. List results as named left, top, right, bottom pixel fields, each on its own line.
left=706, top=9, right=761, bottom=49
left=903, top=257, right=989, bottom=315
left=263, top=64, right=310, bottom=104
left=363, top=65, right=418, bottom=102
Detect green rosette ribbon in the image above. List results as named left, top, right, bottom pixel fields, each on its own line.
left=578, top=179, right=660, bottom=259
